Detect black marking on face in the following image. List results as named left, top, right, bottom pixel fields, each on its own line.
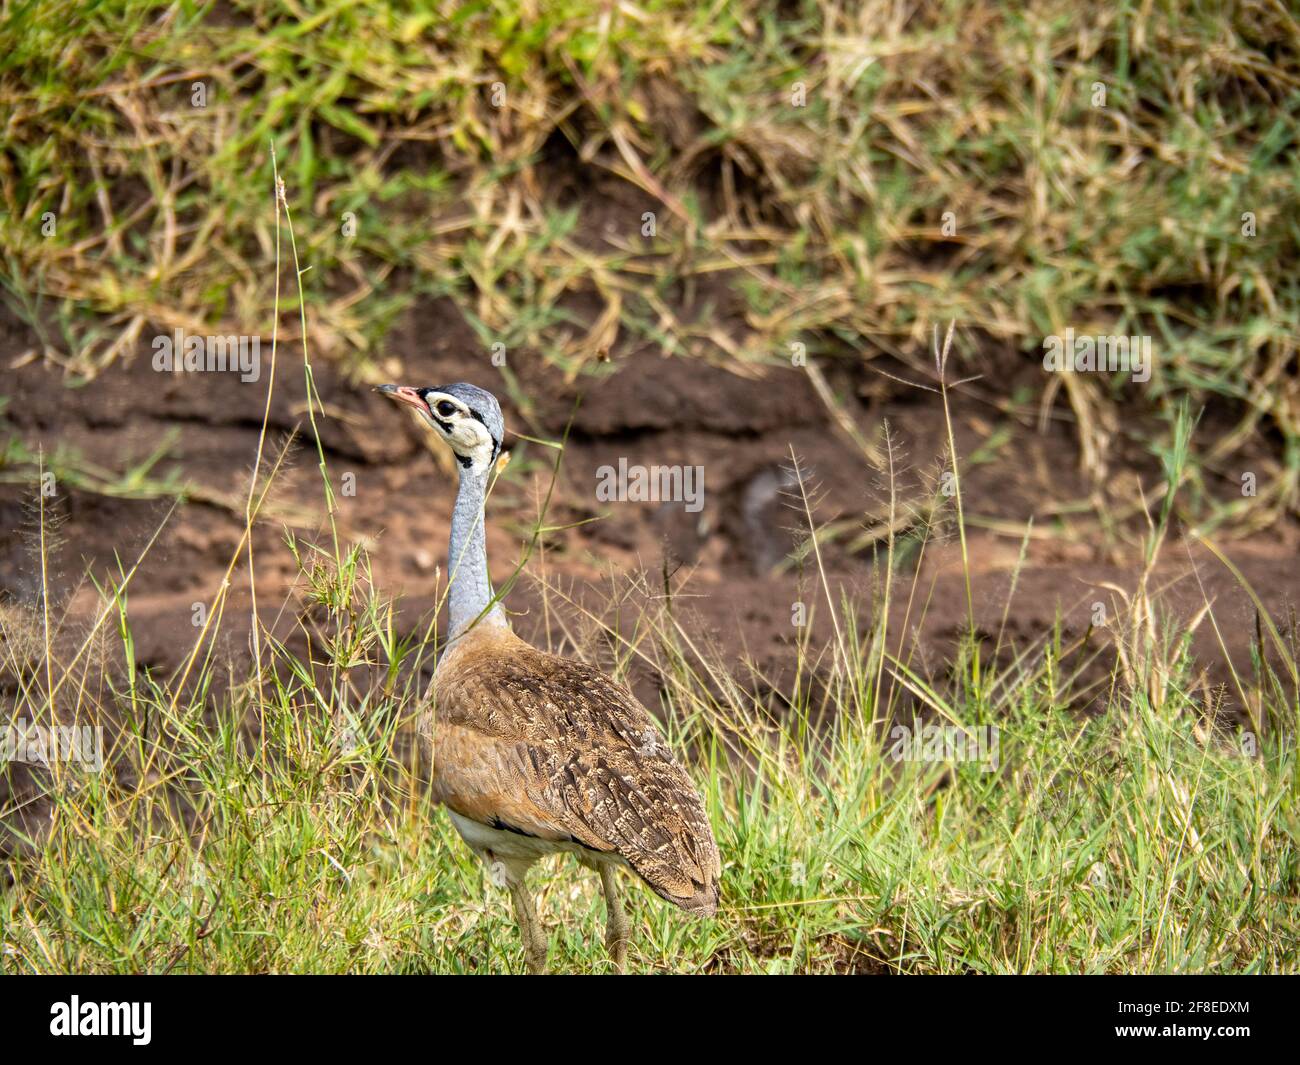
left=417, top=390, right=456, bottom=434
left=464, top=407, right=503, bottom=466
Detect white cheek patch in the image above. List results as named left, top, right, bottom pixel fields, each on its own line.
left=450, top=420, right=497, bottom=472
left=413, top=393, right=498, bottom=473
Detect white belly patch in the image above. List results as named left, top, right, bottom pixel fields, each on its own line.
left=445, top=810, right=630, bottom=881
left=447, top=810, right=575, bottom=862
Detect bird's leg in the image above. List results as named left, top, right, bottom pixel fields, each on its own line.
left=599, top=864, right=631, bottom=973
left=508, top=880, right=548, bottom=975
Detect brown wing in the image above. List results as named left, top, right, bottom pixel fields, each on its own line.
left=430, top=628, right=720, bottom=914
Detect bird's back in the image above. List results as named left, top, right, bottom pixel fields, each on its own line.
left=429, top=625, right=720, bottom=914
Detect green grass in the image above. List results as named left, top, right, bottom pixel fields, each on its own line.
left=2, top=475, right=1296, bottom=973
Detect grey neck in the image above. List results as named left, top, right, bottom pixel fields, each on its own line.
left=446, top=464, right=507, bottom=639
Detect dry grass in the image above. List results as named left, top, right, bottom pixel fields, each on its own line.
left=2, top=1, right=1297, bottom=502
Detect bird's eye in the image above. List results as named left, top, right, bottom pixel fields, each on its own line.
left=435, top=400, right=458, bottom=418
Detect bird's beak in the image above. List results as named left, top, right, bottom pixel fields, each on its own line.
left=376, top=384, right=427, bottom=414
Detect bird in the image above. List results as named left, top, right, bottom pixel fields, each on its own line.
left=377, top=381, right=720, bottom=973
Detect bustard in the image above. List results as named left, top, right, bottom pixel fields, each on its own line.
left=378, top=381, right=720, bottom=973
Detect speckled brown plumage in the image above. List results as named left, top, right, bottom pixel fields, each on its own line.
left=378, top=380, right=717, bottom=971
left=429, top=625, right=721, bottom=915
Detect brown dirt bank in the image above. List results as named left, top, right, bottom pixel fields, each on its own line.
left=2, top=299, right=1297, bottom=723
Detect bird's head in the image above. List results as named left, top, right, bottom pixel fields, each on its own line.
left=377, top=382, right=504, bottom=477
